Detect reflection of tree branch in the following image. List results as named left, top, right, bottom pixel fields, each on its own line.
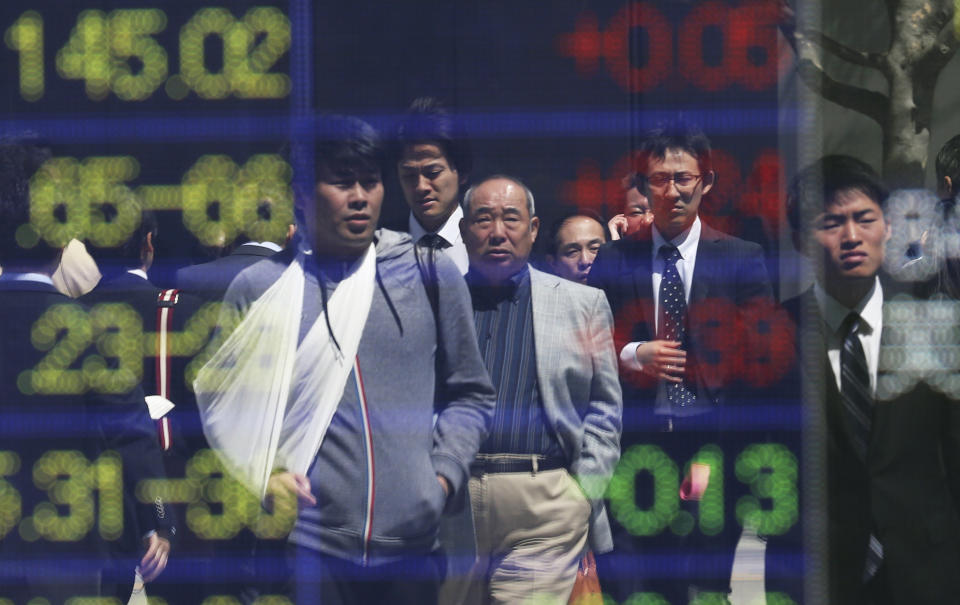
left=920, top=19, right=960, bottom=67
left=784, top=18, right=889, bottom=125
left=805, top=30, right=886, bottom=70
left=796, top=59, right=888, bottom=124
left=914, top=19, right=960, bottom=130
left=881, top=0, right=899, bottom=30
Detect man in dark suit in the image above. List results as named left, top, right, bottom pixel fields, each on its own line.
left=786, top=155, right=960, bottom=604
left=393, top=97, right=471, bottom=275
left=175, top=198, right=294, bottom=301
left=85, top=209, right=206, bottom=454
left=0, top=137, right=173, bottom=601
left=85, top=206, right=222, bottom=603
left=588, top=123, right=773, bottom=603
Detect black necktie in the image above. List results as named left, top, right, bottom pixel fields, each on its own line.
left=419, top=233, right=449, bottom=250
left=658, top=244, right=695, bottom=408
left=839, top=312, right=884, bottom=580
left=839, top=312, right=872, bottom=460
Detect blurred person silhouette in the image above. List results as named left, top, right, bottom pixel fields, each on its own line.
left=0, top=135, right=173, bottom=602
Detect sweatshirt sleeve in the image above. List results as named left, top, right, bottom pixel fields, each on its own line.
left=429, top=254, right=496, bottom=509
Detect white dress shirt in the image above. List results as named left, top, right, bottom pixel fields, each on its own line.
left=250, top=241, right=283, bottom=253
left=0, top=271, right=55, bottom=286
left=619, top=216, right=702, bottom=370
left=408, top=205, right=469, bottom=275
left=814, top=277, right=883, bottom=394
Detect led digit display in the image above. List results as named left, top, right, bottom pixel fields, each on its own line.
left=4, top=5, right=290, bottom=104
left=608, top=442, right=799, bottom=539
left=4, top=10, right=44, bottom=101
left=0, top=443, right=798, bottom=543
left=20, top=303, right=92, bottom=396
left=0, top=452, right=23, bottom=540
left=29, top=450, right=96, bottom=542
left=608, top=444, right=680, bottom=537
left=735, top=444, right=799, bottom=536
left=24, top=154, right=292, bottom=251
left=0, top=0, right=805, bottom=602
left=85, top=302, right=143, bottom=394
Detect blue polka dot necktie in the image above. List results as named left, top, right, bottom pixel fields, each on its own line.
left=658, top=244, right=696, bottom=408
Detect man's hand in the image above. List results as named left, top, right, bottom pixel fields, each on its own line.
left=267, top=471, right=317, bottom=508
left=608, top=213, right=654, bottom=240
left=636, top=340, right=686, bottom=383
left=608, top=214, right=628, bottom=241
left=437, top=474, right=451, bottom=498
left=139, top=533, right=170, bottom=582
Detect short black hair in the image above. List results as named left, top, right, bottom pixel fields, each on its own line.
left=546, top=209, right=609, bottom=257
left=787, top=155, right=889, bottom=234
left=85, top=202, right=158, bottom=276
left=637, top=121, right=713, bottom=178
left=395, top=97, right=472, bottom=177
left=936, top=134, right=960, bottom=194
left=0, top=134, right=56, bottom=265
left=314, top=115, right=387, bottom=181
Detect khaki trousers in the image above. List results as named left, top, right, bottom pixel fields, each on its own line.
left=463, top=466, right=590, bottom=605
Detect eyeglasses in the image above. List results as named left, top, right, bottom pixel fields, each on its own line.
left=646, top=172, right=703, bottom=190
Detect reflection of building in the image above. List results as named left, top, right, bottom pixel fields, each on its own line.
left=882, top=189, right=942, bottom=284
left=880, top=297, right=960, bottom=400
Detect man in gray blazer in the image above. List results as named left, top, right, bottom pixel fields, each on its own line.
left=458, top=175, right=622, bottom=604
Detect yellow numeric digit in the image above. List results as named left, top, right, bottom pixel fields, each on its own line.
left=229, top=7, right=290, bottom=99
left=31, top=451, right=95, bottom=542
left=4, top=11, right=44, bottom=101
left=179, top=8, right=235, bottom=100
left=86, top=302, right=143, bottom=395
left=181, top=155, right=240, bottom=246
left=56, top=10, right=111, bottom=100
left=0, top=452, right=23, bottom=539
left=108, top=9, right=168, bottom=101
left=19, top=303, right=92, bottom=396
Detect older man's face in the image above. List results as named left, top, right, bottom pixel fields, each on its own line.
left=548, top=216, right=606, bottom=284
left=461, top=178, right=538, bottom=283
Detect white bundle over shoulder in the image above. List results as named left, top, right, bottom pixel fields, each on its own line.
left=194, top=244, right=376, bottom=499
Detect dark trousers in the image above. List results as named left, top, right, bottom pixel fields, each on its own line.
left=601, top=411, right=749, bottom=605
left=289, top=544, right=443, bottom=605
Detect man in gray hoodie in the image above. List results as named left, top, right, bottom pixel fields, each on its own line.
left=211, top=116, right=496, bottom=604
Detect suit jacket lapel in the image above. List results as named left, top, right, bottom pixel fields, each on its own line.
left=870, top=301, right=894, bottom=450
left=689, top=222, right=719, bottom=305
left=803, top=287, right=873, bottom=463
left=628, top=241, right=657, bottom=339
left=530, top=268, right=563, bottom=426
left=530, top=266, right=556, bottom=384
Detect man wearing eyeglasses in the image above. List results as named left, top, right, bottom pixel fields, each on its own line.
left=588, top=123, right=772, bottom=604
